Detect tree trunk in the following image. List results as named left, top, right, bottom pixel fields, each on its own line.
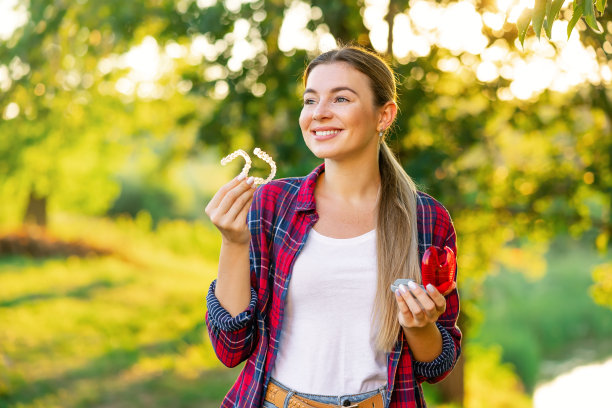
left=437, top=352, right=465, bottom=404
left=435, top=313, right=467, bottom=405
left=385, top=1, right=398, bottom=58
left=24, top=189, right=47, bottom=227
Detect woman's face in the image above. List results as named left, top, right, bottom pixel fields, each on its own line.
left=299, top=62, right=382, bottom=162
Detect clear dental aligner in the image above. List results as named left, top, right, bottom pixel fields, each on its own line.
left=220, top=149, right=252, bottom=179
left=251, top=147, right=276, bottom=185
left=220, top=148, right=276, bottom=185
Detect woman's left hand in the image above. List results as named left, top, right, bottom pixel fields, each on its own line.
left=394, top=281, right=456, bottom=328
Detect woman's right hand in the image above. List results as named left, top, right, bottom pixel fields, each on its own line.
left=205, top=174, right=257, bottom=246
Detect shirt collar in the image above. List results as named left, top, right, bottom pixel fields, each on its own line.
left=296, top=162, right=325, bottom=212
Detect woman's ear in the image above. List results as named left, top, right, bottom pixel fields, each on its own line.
left=377, top=101, right=397, bottom=132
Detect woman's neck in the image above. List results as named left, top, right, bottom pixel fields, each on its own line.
left=320, top=157, right=381, bottom=204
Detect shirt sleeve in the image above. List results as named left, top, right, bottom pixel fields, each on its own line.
left=206, top=279, right=257, bottom=331
left=414, top=205, right=462, bottom=383
left=412, top=322, right=458, bottom=379
left=204, top=186, right=267, bottom=368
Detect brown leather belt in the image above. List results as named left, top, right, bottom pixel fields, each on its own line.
left=264, top=381, right=385, bottom=408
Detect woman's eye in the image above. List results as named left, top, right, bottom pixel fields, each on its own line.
left=335, top=96, right=349, bottom=102
left=303, top=98, right=315, bottom=105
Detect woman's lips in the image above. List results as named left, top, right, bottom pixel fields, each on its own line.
left=312, top=129, right=342, bottom=141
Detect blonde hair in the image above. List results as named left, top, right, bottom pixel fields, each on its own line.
left=303, top=46, right=421, bottom=352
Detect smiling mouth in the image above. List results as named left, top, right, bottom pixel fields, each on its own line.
left=313, top=130, right=341, bottom=137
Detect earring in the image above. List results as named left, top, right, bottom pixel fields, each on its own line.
left=379, top=130, right=384, bottom=138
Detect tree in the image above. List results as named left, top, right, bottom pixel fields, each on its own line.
left=0, top=0, right=197, bottom=226
left=1, top=0, right=610, bottom=403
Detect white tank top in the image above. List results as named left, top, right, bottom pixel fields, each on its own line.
left=271, top=228, right=387, bottom=395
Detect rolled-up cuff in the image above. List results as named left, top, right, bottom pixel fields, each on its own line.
left=205, top=279, right=257, bottom=332
left=412, top=322, right=456, bottom=378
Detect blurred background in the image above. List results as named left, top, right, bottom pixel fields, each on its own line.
left=0, top=0, right=611, bottom=407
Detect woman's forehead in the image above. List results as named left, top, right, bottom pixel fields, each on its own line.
left=305, top=62, right=371, bottom=93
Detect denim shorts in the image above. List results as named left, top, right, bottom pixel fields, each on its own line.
left=263, top=377, right=387, bottom=408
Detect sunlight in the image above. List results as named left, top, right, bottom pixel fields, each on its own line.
left=364, top=0, right=390, bottom=52
left=2, top=0, right=607, bottom=103
left=534, top=358, right=612, bottom=408
left=278, top=0, right=335, bottom=53
left=2, top=101, right=19, bottom=120
left=361, top=0, right=610, bottom=100
left=0, top=0, right=28, bottom=40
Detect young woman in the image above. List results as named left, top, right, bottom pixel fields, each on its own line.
left=204, top=45, right=461, bottom=408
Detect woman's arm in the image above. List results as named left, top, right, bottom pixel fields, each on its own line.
left=205, top=175, right=256, bottom=314
left=394, top=203, right=462, bottom=382
left=395, top=281, right=456, bottom=362
left=204, top=175, right=261, bottom=367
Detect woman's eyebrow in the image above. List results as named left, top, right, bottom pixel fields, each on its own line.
left=303, top=86, right=359, bottom=96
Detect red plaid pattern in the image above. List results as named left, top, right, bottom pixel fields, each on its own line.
left=206, top=163, right=461, bottom=407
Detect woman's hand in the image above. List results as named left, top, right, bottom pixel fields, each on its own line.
left=394, top=281, right=456, bottom=328
left=205, top=174, right=256, bottom=246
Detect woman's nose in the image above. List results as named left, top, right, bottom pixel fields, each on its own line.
left=312, top=100, right=332, bottom=121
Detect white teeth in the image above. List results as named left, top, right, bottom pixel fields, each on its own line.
left=314, top=130, right=340, bottom=136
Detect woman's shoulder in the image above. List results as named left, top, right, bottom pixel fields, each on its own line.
left=415, top=190, right=453, bottom=224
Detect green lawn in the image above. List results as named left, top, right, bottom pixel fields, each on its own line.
left=0, top=216, right=241, bottom=407
left=473, top=236, right=612, bottom=391
left=1, top=214, right=608, bottom=407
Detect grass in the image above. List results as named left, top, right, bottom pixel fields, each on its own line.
left=0, top=215, right=242, bottom=407
left=2, top=212, right=607, bottom=406
left=472, top=236, right=612, bottom=391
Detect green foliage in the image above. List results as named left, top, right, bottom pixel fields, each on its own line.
left=465, top=344, right=532, bottom=408
left=517, top=0, right=607, bottom=45
left=591, top=262, right=612, bottom=308
left=109, top=179, right=179, bottom=225
left=0, top=1, right=610, bottom=405
left=473, top=237, right=612, bottom=391
left=0, top=215, right=236, bottom=407
left=517, top=8, right=534, bottom=46
left=545, top=0, right=566, bottom=38
left=568, top=0, right=586, bottom=37
left=533, top=0, right=547, bottom=39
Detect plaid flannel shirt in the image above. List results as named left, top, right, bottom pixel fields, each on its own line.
left=205, top=163, right=461, bottom=408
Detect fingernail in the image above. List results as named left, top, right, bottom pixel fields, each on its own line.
left=426, top=283, right=435, bottom=293
left=408, top=281, right=418, bottom=290
left=398, top=284, right=408, bottom=294
left=236, top=173, right=246, bottom=181
left=246, top=176, right=254, bottom=185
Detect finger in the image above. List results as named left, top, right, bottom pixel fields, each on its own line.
left=225, top=185, right=255, bottom=222
left=395, top=289, right=415, bottom=326
left=395, top=289, right=412, bottom=316
left=425, top=284, right=447, bottom=313
left=215, top=178, right=255, bottom=216
left=399, top=285, right=426, bottom=324
left=230, top=194, right=254, bottom=230
left=205, top=175, right=245, bottom=214
left=407, top=282, right=437, bottom=319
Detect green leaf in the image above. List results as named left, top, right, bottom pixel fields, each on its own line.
left=517, top=8, right=533, bottom=47
left=583, top=0, right=601, bottom=32
left=545, top=0, right=565, bottom=38
left=595, top=0, right=606, bottom=13
left=567, top=0, right=584, bottom=39
left=533, top=0, right=548, bottom=39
